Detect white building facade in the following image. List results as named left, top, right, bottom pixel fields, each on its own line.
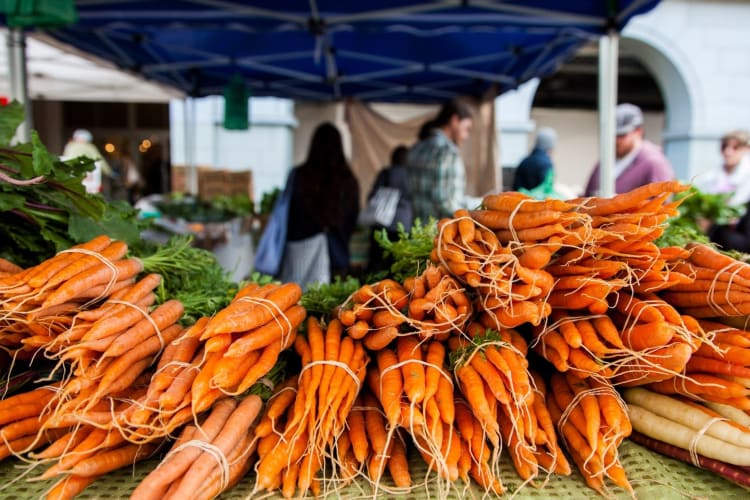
left=499, top=0, right=750, bottom=194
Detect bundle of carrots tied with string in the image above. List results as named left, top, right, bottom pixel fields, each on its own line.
left=547, top=372, right=633, bottom=496
left=338, top=265, right=472, bottom=348
left=131, top=394, right=263, bottom=500
left=449, top=324, right=569, bottom=487
left=252, top=316, right=369, bottom=498
left=0, top=237, right=306, bottom=499
left=625, top=387, right=750, bottom=489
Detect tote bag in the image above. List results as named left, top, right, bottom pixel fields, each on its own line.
left=253, top=169, right=296, bottom=276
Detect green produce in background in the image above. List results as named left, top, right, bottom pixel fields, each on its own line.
left=0, top=102, right=141, bottom=267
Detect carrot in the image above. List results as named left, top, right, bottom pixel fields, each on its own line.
left=686, top=356, right=750, bottom=378
left=648, top=373, right=749, bottom=400
left=171, top=395, right=262, bottom=499
left=347, top=319, right=370, bottom=340
left=456, top=365, right=494, bottom=429
left=470, top=352, right=509, bottom=405
left=152, top=335, right=202, bottom=394
left=225, top=305, right=305, bottom=358
left=159, top=353, right=202, bottom=411
left=627, top=404, right=750, bottom=467
left=583, top=180, right=688, bottom=216
left=363, top=325, right=399, bottom=351
left=613, top=342, right=693, bottom=387
left=190, top=432, right=256, bottom=500
left=25, top=235, right=112, bottom=288
left=363, top=393, right=389, bottom=482
left=565, top=373, right=601, bottom=452
left=46, top=474, right=97, bottom=500
left=203, top=282, right=302, bottom=338
left=688, top=241, right=750, bottom=278
left=102, top=299, right=185, bottom=359
left=377, top=349, right=403, bottom=427
left=42, top=258, right=144, bottom=308
left=235, top=340, right=284, bottom=395
left=630, top=431, right=750, bottom=489
left=69, top=442, right=157, bottom=477
left=44, top=240, right=130, bottom=292
left=396, top=335, right=425, bottom=404
left=423, top=340, right=446, bottom=405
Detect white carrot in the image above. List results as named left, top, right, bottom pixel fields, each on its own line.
left=704, top=401, right=750, bottom=428
left=627, top=404, right=750, bottom=466
left=624, top=387, right=750, bottom=447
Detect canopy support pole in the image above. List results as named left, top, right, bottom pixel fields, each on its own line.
left=597, top=28, right=619, bottom=198
left=7, top=27, right=31, bottom=142
left=184, top=97, right=198, bottom=194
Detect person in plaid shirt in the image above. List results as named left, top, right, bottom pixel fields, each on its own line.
left=407, top=99, right=474, bottom=220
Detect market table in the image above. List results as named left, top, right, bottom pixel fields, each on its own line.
left=1, top=440, right=746, bottom=499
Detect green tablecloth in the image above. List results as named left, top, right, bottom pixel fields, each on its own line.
left=0, top=440, right=747, bottom=499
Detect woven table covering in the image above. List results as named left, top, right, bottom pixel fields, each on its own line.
left=0, top=440, right=747, bottom=499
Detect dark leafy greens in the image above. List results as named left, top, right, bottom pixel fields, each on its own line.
left=0, top=102, right=141, bottom=266
left=373, top=218, right=438, bottom=282
left=657, top=186, right=742, bottom=248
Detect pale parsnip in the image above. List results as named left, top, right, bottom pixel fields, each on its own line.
left=624, top=388, right=750, bottom=448
left=705, top=401, right=750, bottom=428
left=627, top=404, right=750, bottom=466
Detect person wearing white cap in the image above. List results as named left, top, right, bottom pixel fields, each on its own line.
left=584, top=103, right=674, bottom=196
left=62, top=128, right=112, bottom=194
left=512, top=127, right=557, bottom=192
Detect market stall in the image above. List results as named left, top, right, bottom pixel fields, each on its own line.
left=5, top=2, right=750, bottom=499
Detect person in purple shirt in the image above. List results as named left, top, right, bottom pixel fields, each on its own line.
left=584, top=103, right=675, bottom=196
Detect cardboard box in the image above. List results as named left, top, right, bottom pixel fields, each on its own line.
left=196, top=168, right=254, bottom=202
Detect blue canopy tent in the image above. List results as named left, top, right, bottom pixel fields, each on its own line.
left=4, top=0, right=661, bottom=195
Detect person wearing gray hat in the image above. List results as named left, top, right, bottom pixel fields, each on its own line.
left=584, top=103, right=674, bottom=196
left=512, top=127, right=557, bottom=192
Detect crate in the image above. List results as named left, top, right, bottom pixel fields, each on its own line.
left=170, top=165, right=187, bottom=193
left=197, top=168, right=228, bottom=200
left=224, top=170, right=253, bottom=199
left=196, top=168, right=254, bottom=201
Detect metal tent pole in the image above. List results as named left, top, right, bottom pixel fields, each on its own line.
left=598, top=28, right=619, bottom=198
left=7, top=27, right=31, bottom=142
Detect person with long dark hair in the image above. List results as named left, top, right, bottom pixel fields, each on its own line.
left=281, top=122, right=360, bottom=287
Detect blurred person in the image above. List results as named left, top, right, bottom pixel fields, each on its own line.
left=584, top=103, right=674, bottom=196
left=365, top=144, right=414, bottom=274
left=512, top=127, right=557, bottom=192
left=696, top=130, right=750, bottom=252
left=62, top=129, right=112, bottom=194
left=407, top=99, right=474, bottom=220
left=281, top=122, right=360, bottom=288
left=417, top=118, right=437, bottom=142
left=694, top=129, right=750, bottom=207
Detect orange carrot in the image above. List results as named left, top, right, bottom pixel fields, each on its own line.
left=102, top=299, right=185, bottom=358
left=377, top=349, right=403, bottom=427
left=42, top=258, right=144, bottom=308
left=203, top=282, right=302, bottom=338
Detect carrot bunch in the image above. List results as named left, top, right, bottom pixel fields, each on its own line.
left=662, top=242, right=750, bottom=317
left=191, top=282, right=303, bottom=411
left=339, top=266, right=471, bottom=348
left=0, top=235, right=144, bottom=358
left=647, top=320, right=750, bottom=410
left=449, top=325, right=567, bottom=484
left=336, top=392, right=414, bottom=493
left=433, top=209, right=554, bottom=327
left=363, top=336, right=463, bottom=486
left=547, top=373, right=633, bottom=496
left=131, top=395, right=262, bottom=500
left=0, top=385, right=64, bottom=462
left=253, top=317, right=369, bottom=498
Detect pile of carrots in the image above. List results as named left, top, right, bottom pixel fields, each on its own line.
left=4, top=179, right=750, bottom=498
